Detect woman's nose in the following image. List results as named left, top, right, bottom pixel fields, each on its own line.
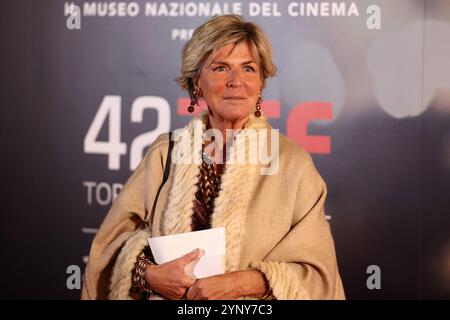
left=226, top=69, right=243, bottom=87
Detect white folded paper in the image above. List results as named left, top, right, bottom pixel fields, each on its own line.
left=148, top=227, right=226, bottom=279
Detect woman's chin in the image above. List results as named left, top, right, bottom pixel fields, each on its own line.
left=219, top=110, right=250, bottom=123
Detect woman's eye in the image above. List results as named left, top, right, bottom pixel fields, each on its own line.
left=214, top=66, right=226, bottom=72
left=243, top=66, right=255, bottom=72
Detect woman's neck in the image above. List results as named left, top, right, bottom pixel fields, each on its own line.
left=204, top=113, right=249, bottom=164
left=207, top=113, right=249, bottom=146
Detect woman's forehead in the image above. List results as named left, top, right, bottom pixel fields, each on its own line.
left=206, top=41, right=259, bottom=66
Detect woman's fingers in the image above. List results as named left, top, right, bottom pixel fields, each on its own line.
left=185, top=284, right=198, bottom=300
left=177, top=248, right=201, bottom=267
left=146, top=250, right=202, bottom=299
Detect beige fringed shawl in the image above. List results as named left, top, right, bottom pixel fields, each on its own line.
left=81, top=111, right=345, bottom=300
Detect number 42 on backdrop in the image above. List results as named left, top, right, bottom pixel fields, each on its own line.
left=83, top=95, right=332, bottom=171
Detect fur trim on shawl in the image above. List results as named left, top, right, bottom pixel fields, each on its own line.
left=109, top=229, right=151, bottom=299
left=249, top=261, right=310, bottom=299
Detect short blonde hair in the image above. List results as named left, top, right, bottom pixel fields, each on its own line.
left=176, top=15, right=277, bottom=98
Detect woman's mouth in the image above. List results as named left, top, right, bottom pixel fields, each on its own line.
left=223, top=96, right=246, bottom=100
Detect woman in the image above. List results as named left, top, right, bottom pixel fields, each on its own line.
left=81, top=14, right=345, bottom=300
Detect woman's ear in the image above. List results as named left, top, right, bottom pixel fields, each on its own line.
left=193, top=76, right=200, bottom=89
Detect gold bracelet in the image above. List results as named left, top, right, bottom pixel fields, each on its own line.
left=260, top=287, right=274, bottom=300
left=260, top=274, right=274, bottom=300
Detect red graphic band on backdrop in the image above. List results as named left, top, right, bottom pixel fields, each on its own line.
left=178, top=98, right=331, bottom=154
left=287, top=102, right=332, bottom=155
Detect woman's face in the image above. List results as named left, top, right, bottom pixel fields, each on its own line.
left=196, top=41, right=262, bottom=124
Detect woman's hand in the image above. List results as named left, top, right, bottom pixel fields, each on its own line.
left=145, top=249, right=200, bottom=300
left=185, top=270, right=268, bottom=300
